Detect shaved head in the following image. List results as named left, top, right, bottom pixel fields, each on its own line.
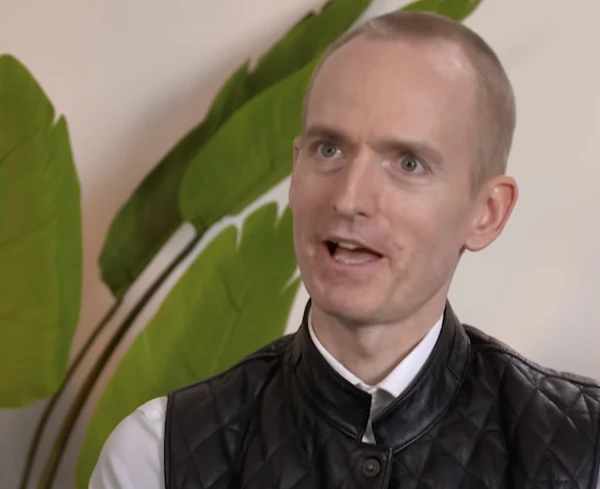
left=302, top=10, right=516, bottom=191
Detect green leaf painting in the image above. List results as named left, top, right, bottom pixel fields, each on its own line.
left=98, top=0, right=371, bottom=299
left=402, top=0, right=482, bottom=20
left=76, top=202, right=300, bottom=488
left=0, top=55, right=82, bottom=407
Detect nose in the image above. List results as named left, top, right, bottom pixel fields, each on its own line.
left=331, top=153, right=379, bottom=219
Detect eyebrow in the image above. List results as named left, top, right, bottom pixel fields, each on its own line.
left=303, top=123, right=443, bottom=166
left=303, top=124, right=348, bottom=146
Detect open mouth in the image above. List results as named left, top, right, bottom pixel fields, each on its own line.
left=325, top=240, right=383, bottom=265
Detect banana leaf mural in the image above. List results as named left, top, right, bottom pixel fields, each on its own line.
left=0, top=0, right=482, bottom=488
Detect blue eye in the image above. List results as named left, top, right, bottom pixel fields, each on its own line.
left=317, top=142, right=339, bottom=158
left=398, top=155, right=422, bottom=172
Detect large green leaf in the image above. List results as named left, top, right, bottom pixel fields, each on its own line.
left=0, top=55, right=82, bottom=407
left=179, top=57, right=316, bottom=230
left=99, top=0, right=371, bottom=299
left=76, top=202, right=299, bottom=487
left=402, top=0, right=482, bottom=20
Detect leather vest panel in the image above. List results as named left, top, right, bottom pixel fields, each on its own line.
left=165, top=302, right=600, bottom=489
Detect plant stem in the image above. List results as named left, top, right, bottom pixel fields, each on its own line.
left=18, top=299, right=123, bottom=489
left=35, top=233, right=201, bottom=489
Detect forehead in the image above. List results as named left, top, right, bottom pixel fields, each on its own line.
left=305, top=36, right=478, bottom=149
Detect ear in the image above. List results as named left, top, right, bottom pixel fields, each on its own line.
left=289, top=137, right=302, bottom=207
left=464, top=175, right=518, bottom=252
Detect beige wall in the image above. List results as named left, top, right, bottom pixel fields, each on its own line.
left=1, top=0, right=599, bottom=487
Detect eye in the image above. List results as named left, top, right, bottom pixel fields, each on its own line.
left=316, top=142, right=340, bottom=158
left=397, top=154, right=423, bottom=173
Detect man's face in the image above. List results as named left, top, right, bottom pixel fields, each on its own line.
left=289, top=36, right=489, bottom=326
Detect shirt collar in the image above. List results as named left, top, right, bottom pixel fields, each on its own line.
left=308, top=312, right=443, bottom=399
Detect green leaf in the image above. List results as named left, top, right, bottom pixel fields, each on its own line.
left=99, top=0, right=371, bottom=299
left=0, top=55, right=82, bottom=407
left=401, top=0, right=483, bottom=20
left=179, top=58, right=316, bottom=230
left=75, top=202, right=299, bottom=488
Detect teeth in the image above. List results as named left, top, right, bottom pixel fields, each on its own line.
left=335, top=240, right=362, bottom=250
left=332, top=253, right=372, bottom=264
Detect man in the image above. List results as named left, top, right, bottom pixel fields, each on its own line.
left=90, top=10, right=600, bottom=489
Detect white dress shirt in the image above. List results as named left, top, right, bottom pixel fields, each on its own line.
left=89, top=315, right=600, bottom=488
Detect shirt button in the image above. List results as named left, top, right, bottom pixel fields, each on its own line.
left=362, top=458, right=381, bottom=477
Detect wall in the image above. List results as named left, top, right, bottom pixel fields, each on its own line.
left=1, top=0, right=599, bottom=487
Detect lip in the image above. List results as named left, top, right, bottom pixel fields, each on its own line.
left=323, top=234, right=384, bottom=256
left=316, top=239, right=385, bottom=276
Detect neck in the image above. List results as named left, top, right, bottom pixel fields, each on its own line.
left=309, top=301, right=445, bottom=386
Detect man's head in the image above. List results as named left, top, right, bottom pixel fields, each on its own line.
left=288, top=10, right=518, bottom=327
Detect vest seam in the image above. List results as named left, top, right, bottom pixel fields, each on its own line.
left=295, top=371, right=369, bottom=440
left=393, top=340, right=471, bottom=453
left=381, top=447, right=394, bottom=487
left=236, top=357, right=285, bottom=484
left=590, top=409, right=600, bottom=489
left=446, top=324, right=470, bottom=383
left=164, top=389, right=175, bottom=489
left=290, top=333, right=370, bottom=441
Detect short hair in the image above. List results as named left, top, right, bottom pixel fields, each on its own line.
left=302, top=10, right=516, bottom=190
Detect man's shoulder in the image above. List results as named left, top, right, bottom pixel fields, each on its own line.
left=90, top=335, right=294, bottom=488
left=162, top=333, right=295, bottom=484
left=464, top=323, right=600, bottom=402
left=461, top=324, right=600, bottom=479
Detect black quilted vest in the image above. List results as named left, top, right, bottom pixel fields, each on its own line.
left=165, top=301, right=600, bottom=489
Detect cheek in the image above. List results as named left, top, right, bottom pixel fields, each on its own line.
left=291, top=177, right=327, bottom=220
left=290, top=192, right=312, bottom=225
left=290, top=185, right=323, bottom=245
left=390, top=196, right=466, bottom=258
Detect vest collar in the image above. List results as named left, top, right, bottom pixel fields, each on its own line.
left=290, top=300, right=471, bottom=448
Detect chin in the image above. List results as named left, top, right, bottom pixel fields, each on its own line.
left=310, top=286, right=382, bottom=326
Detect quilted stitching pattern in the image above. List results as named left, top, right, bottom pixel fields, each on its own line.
left=166, top=314, right=600, bottom=489
left=387, top=345, right=600, bottom=489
